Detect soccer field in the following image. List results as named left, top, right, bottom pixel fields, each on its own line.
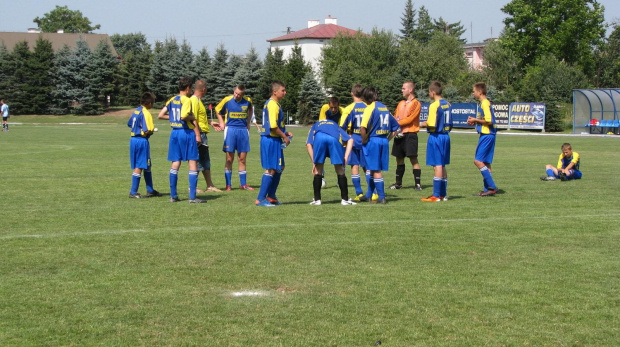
left=1, top=116, right=619, bottom=345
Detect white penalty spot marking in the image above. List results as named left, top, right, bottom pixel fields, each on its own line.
left=230, top=290, right=269, bottom=297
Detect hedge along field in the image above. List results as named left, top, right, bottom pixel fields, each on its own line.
left=1, top=117, right=619, bottom=346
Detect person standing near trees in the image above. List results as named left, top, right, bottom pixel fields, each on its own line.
left=1, top=99, right=9, bottom=132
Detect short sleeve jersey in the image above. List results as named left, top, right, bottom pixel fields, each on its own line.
left=1, top=104, right=8, bottom=117
left=190, top=95, right=209, bottom=133
left=215, top=95, right=253, bottom=128
left=166, top=95, right=194, bottom=130
left=426, top=98, right=452, bottom=134
left=306, top=119, right=351, bottom=146
left=360, top=101, right=400, bottom=138
left=128, top=106, right=154, bottom=137
left=319, top=104, right=346, bottom=126
left=558, top=152, right=580, bottom=170
left=476, top=99, right=497, bottom=135
left=261, top=99, right=285, bottom=137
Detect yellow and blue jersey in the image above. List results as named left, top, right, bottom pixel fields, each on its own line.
left=319, top=104, right=346, bottom=126
left=476, top=99, right=496, bottom=135
left=306, top=119, right=351, bottom=146
left=216, top=95, right=253, bottom=128
left=558, top=152, right=580, bottom=170
left=166, top=95, right=194, bottom=130
left=128, top=106, right=154, bottom=138
left=190, top=95, right=209, bottom=133
left=427, top=98, right=452, bottom=134
left=261, top=98, right=285, bottom=137
left=360, top=101, right=400, bottom=138
left=342, top=102, right=368, bottom=148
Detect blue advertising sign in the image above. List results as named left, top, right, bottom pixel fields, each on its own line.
left=491, top=103, right=510, bottom=129
left=509, top=103, right=545, bottom=130
left=450, top=103, right=477, bottom=129
left=420, top=103, right=429, bottom=122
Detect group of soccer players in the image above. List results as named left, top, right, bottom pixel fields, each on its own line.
left=127, top=77, right=503, bottom=205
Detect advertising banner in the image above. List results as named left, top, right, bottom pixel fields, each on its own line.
left=450, top=103, right=477, bottom=129
left=492, top=103, right=510, bottom=129
left=508, top=103, right=545, bottom=130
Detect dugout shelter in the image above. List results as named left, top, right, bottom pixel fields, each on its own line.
left=573, top=89, right=620, bottom=134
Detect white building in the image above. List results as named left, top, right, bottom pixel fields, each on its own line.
left=267, top=16, right=360, bottom=73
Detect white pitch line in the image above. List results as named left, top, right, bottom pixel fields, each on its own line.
left=2, top=213, right=620, bottom=240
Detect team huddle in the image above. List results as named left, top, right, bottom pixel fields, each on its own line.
left=127, top=78, right=582, bottom=205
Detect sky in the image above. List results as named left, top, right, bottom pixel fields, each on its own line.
left=2, top=0, right=619, bottom=55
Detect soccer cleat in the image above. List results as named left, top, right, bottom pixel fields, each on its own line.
left=128, top=193, right=145, bottom=199
left=389, top=183, right=403, bottom=190
left=169, top=197, right=181, bottom=203
left=266, top=197, right=282, bottom=205
left=310, top=199, right=322, bottom=205
left=240, top=185, right=255, bottom=191
left=145, top=190, right=163, bottom=197
left=341, top=199, right=357, bottom=205
left=414, top=184, right=423, bottom=191
left=358, top=196, right=369, bottom=202
left=371, top=193, right=379, bottom=201
left=353, top=193, right=365, bottom=202
left=371, top=198, right=387, bottom=204
left=540, top=176, right=556, bottom=181
left=189, top=198, right=206, bottom=203
left=255, top=199, right=276, bottom=207
left=225, top=185, right=232, bottom=191
left=476, top=189, right=497, bottom=197
left=559, top=172, right=567, bottom=181
left=421, top=195, right=442, bottom=202
left=206, top=186, right=222, bottom=192
left=440, top=196, right=448, bottom=201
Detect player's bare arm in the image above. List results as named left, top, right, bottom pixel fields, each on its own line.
left=157, top=106, right=169, bottom=120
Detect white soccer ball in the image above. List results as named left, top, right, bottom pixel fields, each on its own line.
left=154, top=128, right=158, bottom=132
left=321, top=179, right=327, bottom=189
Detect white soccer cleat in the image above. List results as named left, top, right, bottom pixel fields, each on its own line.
left=310, top=199, right=322, bottom=205
left=341, top=199, right=357, bottom=205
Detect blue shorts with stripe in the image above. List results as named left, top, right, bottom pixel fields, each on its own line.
left=129, top=137, right=151, bottom=170
left=260, top=136, right=284, bottom=170
left=475, top=134, right=496, bottom=164
left=362, top=137, right=390, bottom=171
left=223, top=126, right=250, bottom=153
left=167, top=128, right=199, bottom=162
left=313, top=132, right=346, bottom=165
left=426, top=133, right=451, bottom=166
left=347, top=147, right=365, bottom=167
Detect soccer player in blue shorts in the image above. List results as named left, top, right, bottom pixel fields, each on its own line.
left=158, top=77, right=204, bottom=203
left=359, top=87, right=400, bottom=204
left=255, top=81, right=293, bottom=207
left=468, top=82, right=498, bottom=196
left=421, top=81, right=452, bottom=202
left=341, top=84, right=369, bottom=201
left=541, top=143, right=582, bottom=181
left=306, top=119, right=356, bottom=205
left=127, top=92, right=162, bottom=198
left=215, top=84, right=255, bottom=191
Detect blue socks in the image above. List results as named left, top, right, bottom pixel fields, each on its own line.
left=256, top=173, right=273, bottom=201
left=480, top=166, right=496, bottom=191
left=130, top=172, right=141, bottom=195
left=189, top=170, right=199, bottom=199
left=239, top=170, right=247, bottom=186
left=144, top=169, right=154, bottom=193
left=351, top=174, right=363, bottom=195
left=225, top=169, right=232, bottom=186
left=169, top=168, right=179, bottom=198
left=374, top=177, right=385, bottom=200
left=268, top=170, right=282, bottom=199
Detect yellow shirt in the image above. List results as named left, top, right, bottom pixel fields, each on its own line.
left=190, top=95, right=209, bottom=133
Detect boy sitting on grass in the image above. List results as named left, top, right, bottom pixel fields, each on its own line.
left=541, top=143, right=582, bottom=181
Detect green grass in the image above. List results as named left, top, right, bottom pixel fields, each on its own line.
left=1, top=118, right=619, bottom=346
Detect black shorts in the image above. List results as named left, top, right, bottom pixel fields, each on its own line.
left=391, top=132, right=418, bottom=158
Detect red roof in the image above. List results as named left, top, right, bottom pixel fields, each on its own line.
left=268, top=24, right=360, bottom=42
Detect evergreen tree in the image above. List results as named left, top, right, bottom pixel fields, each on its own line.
left=6, top=41, right=32, bottom=114
left=297, top=72, right=325, bottom=124
left=257, top=48, right=287, bottom=111
left=88, top=40, right=118, bottom=111
left=54, top=40, right=99, bottom=114
left=233, top=46, right=263, bottom=100
left=111, top=33, right=152, bottom=106
left=433, top=17, right=466, bottom=43
left=211, top=44, right=231, bottom=103
left=281, top=44, right=310, bottom=115
left=30, top=37, right=56, bottom=114
left=0, top=44, right=11, bottom=99
left=178, top=39, right=194, bottom=79
left=147, top=41, right=169, bottom=102
left=50, top=45, right=72, bottom=114
left=400, top=0, right=417, bottom=40
left=191, top=48, right=213, bottom=105
left=326, top=61, right=357, bottom=105
left=412, top=6, right=434, bottom=44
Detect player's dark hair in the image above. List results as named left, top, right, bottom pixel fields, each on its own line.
left=473, top=82, right=487, bottom=95
left=561, top=143, right=572, bottom=150
left=270, top=81, right=285, bottom=94
left=328, top=96, right=340, bottom=106
left=351, top=84, right=364, bottom=98
left=236, top=84, right=246, bottom=92
left=362, top=87, right=378, bottom=104
left=140, top=92, right=155, bottom=106
left=429, top=81, right=443, bottom=96
left=178, top=77, right=193, bottom=92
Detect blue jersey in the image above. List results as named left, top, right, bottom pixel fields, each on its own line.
left=306, top=119, right=351, bottom=146
left=342, top=102, right=367, bottom=149
left=261, top=99, right=286, bottom=137
left=427, top=98, right=452, bottom=134
left=216, top=95, right=253, bottom=128
left=166, top=95, right=194, bottom=130
left=127, top=106, right=154, bottom=138
left=360, top=101, right=400, bottom=138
